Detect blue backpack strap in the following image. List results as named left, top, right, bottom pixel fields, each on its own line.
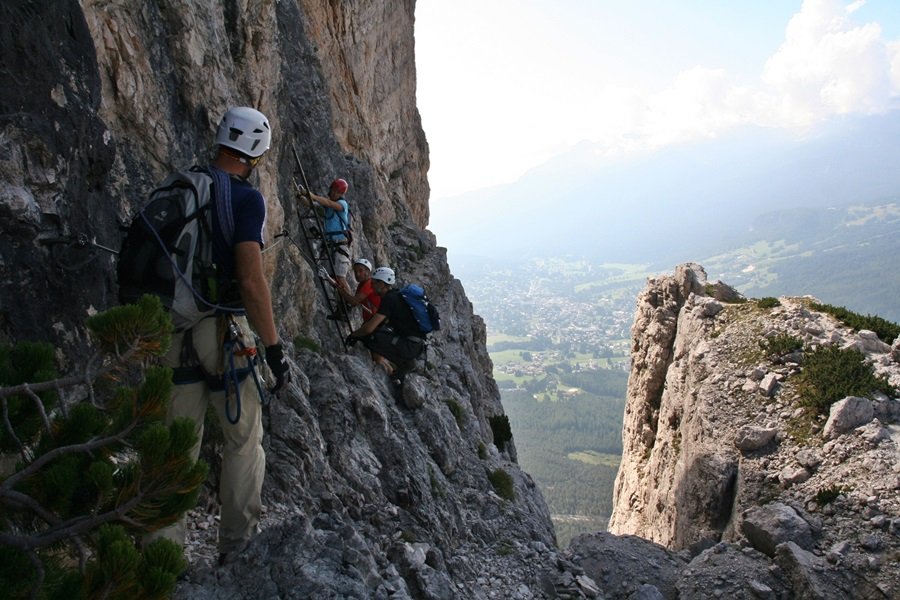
left=207, top=166, right=235, bottom=246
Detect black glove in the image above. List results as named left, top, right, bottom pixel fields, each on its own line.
left=345, top=334, right=358, bottom=347
left=265, top=343, right=290, bottom=393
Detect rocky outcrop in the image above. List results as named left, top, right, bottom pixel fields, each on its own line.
left=608, top=263, right=735, bottom=552
left=599, top=263, right=900, bottom=598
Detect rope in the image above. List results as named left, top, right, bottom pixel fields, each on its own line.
left=221, top=319, right=268, bottom=424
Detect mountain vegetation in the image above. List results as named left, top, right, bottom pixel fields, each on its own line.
left=0, top=296, right=205, bottom=598
left=504, top=380, right=625, bottom=547
left=796, top=345, right=897, bottom=415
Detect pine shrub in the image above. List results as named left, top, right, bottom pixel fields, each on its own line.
left=489, top=415, right=513, bottom=451
left=488, top=468, right=515, bottom=501
left=810, top=302, right=900, bottom=343
left=761, top=333, right=804, bottom=358
left=756, top=297, right=780, bottom=309
left=0, top=295, right=204, bottom=597
left=445, top=399, right=465, bottom=428
left=814, top=485, right=846, bottom=506
left=293, top=335, right=321, bottom=353
left=796, top=345, right=896, bottom=415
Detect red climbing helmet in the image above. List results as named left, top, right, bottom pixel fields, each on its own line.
left=330, top=178, right=349, bottom=195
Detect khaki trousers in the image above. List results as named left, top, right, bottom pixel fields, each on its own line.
left=145, top=315, right=265, bottom=555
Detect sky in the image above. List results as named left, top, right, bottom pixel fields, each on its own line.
left=414, top=0, right=900, bottom=201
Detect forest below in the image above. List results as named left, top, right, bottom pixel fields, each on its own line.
left=502, top=367, right=627, bottom=547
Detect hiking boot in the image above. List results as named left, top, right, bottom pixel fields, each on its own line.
left=395, top=359, right=417, bottom=375
left=217, top=540, right=250, bottom=567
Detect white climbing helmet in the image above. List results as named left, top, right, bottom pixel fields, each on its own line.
left=353, top=258, right=373, bottom=271
left=216, top=106, right=271, bottom=158
left=371, top=267, right=395, bottom=285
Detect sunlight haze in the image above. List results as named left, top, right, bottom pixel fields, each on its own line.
left=415, top=0, right=900, bottom=202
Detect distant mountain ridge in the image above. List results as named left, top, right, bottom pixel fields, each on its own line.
left=705, top=202, right=900, bottom=322
left=432, top=111, right=900, bottom=265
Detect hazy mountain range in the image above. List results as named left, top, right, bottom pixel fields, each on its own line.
left=431, top=111, right=900, bottom=321
left=432, top=111, right=900, bottom=260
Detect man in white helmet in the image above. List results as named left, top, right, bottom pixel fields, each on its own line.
left=334, top=258, right=380, bottom=322
left=346, top=266, right=425, bottom=382
left=145, top=106, right=289, bottom=565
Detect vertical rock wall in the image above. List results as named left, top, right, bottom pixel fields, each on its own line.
left=609, top=264, right=742, bottom=551
left=0, top=0, right=429, bottom=349
left=0, top=2, right=562, bottom=596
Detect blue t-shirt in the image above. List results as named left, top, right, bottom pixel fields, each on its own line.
left=212, top=176, right=266, bottom=279
left=323, top=198, right=349, bottom=242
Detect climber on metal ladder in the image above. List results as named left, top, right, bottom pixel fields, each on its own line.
left=303, top=177, right=352, bottom=299
left=277, top=143, right=353, bottom=347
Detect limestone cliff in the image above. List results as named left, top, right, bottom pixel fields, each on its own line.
left=0, top=2, right=579, bottom=598
left=596, top=263, right=900, bottom=598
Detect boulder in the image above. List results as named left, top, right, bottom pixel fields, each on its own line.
left=694, top=297, right=724, bottom=318
left=778, top=466, right=811, bottom=486
left=775, top=541, right=857, bottom=600
left=758, top=373, right=779, bottom=397
left=823, top=396, right=874, bottom=439
left=400, top=373, right=427, bottom=409
left=707, top=280, right=743, bottom=303
left=734, top=426, right=777, bottom=452
left=857, top=330, right=892, bottom=354
left=794, top=448, right=821, bottom=470
left=676, top=543, right=788, bottom=600
left=741, top=503, right=813, bottom=557
left=628, top=584, right=665, bottom=599
left=568, top=532, right=686, bottom=600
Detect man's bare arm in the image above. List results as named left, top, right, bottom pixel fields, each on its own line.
left=352, top=313, right=385, bottom=338
left=309, top=192, right=344, bottom=212
left=338, top=285, right=369, bottom=307
left=234, top=241, right=278, bottom=346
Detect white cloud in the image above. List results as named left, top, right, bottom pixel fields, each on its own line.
left=639, top=67, right=746, bottom=147
left=760, top=0, right=895, bottom=126
left=592, top=0, right=900, bottom=155
left=891, top=40, right=900, bottom=93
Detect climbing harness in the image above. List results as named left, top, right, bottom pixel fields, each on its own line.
left=171, top=316, right=267, bottom=424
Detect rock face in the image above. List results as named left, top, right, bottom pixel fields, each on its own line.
left=0, top=2, right=575, bottom=598
left=601, top=263, right=900, bottom=598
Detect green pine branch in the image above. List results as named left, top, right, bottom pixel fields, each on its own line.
left=0, top=295, right=201, bottom=598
